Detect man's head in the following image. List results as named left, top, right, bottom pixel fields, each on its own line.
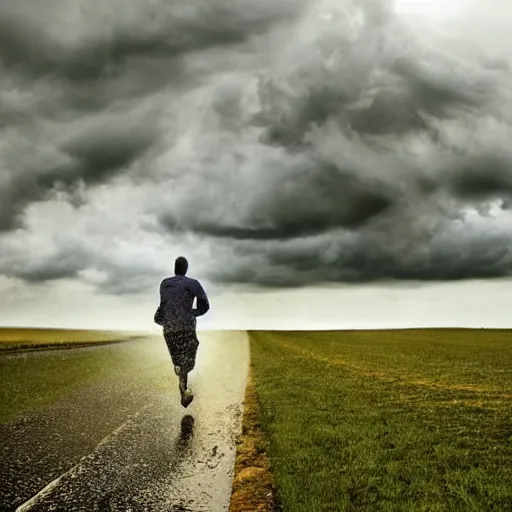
left=174, top=256, right=189, bottom=276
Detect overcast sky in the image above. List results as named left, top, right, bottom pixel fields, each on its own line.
left=1, top=0, right=512, bottom=330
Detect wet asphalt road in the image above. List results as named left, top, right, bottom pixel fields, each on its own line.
left=0, top=331, right=249, bottom=512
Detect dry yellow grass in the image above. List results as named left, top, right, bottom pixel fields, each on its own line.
left=0, top=327, right=140, bottom=350
left=229, top=369, right=278, bottom=512
left=277, top=337, right=512, bottom=398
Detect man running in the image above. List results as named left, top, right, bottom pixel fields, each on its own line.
left=154, top=256, right=210, bottom=408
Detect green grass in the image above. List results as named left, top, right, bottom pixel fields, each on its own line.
left=249, top=329, right=512, bottom=512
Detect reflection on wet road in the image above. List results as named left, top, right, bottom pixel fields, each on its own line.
left=1, top=331, right=249, bottom=511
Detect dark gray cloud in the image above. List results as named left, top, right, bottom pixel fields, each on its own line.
left=0, top=0, right=306, bottom=235
left=1, top=0, right=512, bottom=294
left=204, top=215, right=512, bottom=287
left=60, top=114, right=158, bottom=181
left=445, top=153, right=512, bottom=201
left=0, top=0, right=306, bottom=83
left=160, top=155, right=398, bottom=240
left=153, top=0, right=512, bottom=287
left=0, top=108, right=158, bottom=231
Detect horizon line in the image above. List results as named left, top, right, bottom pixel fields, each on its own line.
left=1, top=325, right=511, bottom=333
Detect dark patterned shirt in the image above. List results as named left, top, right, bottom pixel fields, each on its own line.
left=155, top=275, right=210, bottom=330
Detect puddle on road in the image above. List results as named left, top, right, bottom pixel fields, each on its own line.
left=137, top=330, right=250, bottom=512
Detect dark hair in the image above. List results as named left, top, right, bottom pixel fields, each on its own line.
left=174, top=256, right=188, bottom=276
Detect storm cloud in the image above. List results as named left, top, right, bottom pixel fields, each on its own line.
left=1, top=0, right=512, bottom=294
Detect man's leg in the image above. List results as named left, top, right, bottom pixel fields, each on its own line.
left=178, top=368, right=188, bottom=392
left=178, top=369, right=193, bottom=407
left=163, top=327, right=198, bottom=408
left=177, top=332, right=199, bottom=407
left=163, top=326, right=187, bottom=394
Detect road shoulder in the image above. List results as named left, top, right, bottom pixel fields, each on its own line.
left=229, top=368, right=279, bottom=512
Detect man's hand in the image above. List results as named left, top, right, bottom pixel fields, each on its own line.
left=193, top=297, right=210, bottom=317
left=192, top=280, right=210, bottom=317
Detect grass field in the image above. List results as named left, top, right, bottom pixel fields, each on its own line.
left=0, top=328, right=141, bottom=351
left=249, top=329, right=512, bottom=512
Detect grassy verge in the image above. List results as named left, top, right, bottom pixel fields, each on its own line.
left=249, top=329, right=512, bottom=512
left=0, top=328, right=142, bottom=352
left=229, top=368, right=278, bottom=512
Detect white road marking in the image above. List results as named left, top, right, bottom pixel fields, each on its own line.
left=15, top=404, right=152, bottom=512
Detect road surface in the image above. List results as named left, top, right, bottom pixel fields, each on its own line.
left=0, top=331, right=249, bottom=512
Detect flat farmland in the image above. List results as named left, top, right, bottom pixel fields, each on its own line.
left=249, top=329, right=512, bottom=512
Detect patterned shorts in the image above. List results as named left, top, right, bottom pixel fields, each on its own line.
left=163, top=326, right=199, bottom=373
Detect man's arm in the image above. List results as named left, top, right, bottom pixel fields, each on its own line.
left=154, top=280, right=165, bottom=325
left=192, top=280, right=210, bottom=317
